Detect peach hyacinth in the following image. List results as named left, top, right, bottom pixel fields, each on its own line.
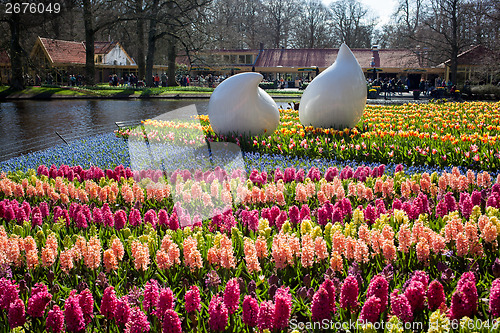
left=131, top=239, right=150, bottom=271
left=183, top=236, right=203, bottom=272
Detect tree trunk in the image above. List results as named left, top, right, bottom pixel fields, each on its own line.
left=145, top=7, right=158, bottom=88
left=82, top=0, right=95, bottom=85
left=9, top=1, right=24, bottom=90
left=166, top=35, right=178, bottom=87
left=450, top=0, right=459, bottom=84
left=136, top=0, right=146, bottom=80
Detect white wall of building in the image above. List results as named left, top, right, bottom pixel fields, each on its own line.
left=104, top=44, right=135, bottom=66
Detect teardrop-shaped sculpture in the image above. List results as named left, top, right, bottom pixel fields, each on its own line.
left=299, top=43, right=367, bottom=129
left=208, top=72, right=280, bottom=136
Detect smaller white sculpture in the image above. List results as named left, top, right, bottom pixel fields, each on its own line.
left=208, top=72, right=280, bottom=136
left=299, top=43, right=367, bottom=129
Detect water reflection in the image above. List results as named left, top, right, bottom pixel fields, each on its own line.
left=0, top=99, right=210, bottom=161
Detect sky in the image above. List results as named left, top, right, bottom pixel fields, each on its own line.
left=321, top=0, right=398, bottom=29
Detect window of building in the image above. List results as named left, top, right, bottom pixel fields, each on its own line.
left=239, top=55, right=245, bottom=64
left=230, top=55, right=236, bottom=64
left=245, top=55, right=253, bottom=64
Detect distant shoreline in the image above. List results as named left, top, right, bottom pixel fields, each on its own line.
left=0, top=85, right=431, bottom=104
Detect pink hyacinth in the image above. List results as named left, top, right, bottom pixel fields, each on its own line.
left=404, top=280, right=426, bottom=313
left=457, top=271, right=476, bottom=290
left=490, top=279, right=500, bottom=317
left=411, top=270, right=430, bottom=290
left=162, top=309, right=182, bottom=333
left=8, top=298, right=26, bottom=329
left=65, top=291, right=85, bottom=333
left=311, top=287, right=331, bottom=321
left=143, top=279, right=160, bottom=312
left=427, top=280, right=446, bottom=311
left=390, top=290, right=413, bottom=323
left=115, top=297, right=131, bottom=326
left=128, top=208, right=142, bottom=227
left=284, top=167, right=296, bottom=183
left=31, top=207, right=43, bottom=228
left=208, top=295, right=228, bottom=332
left=169, top=211, right=180, bottom=230
left=0, top=279, right=20, bottom=311
left=185, top=285, right=201, bottom=313
left=38, top=201, right=49, bottom=217
left=46, top=305, right=64, bottom=333
left=274, top=286, right=292, bottom=330
left=367, top=275, right=389, bottom=312
left=100, top=286, right=118, bottom=319
left=455, top=281, right=478, bottom=319
left=76, top=211, right=88, bottom=229
left=274, top=168, right=284, bottom=182
left=321, top=279, right=336, bottom=313
left=288, top=205, right=299, bottom=224
left=155, top=287, right=174, bottom=319
left=359, top=296, right=381, bottom=324
left=125, top=307, right=150, bottom=333
left=92, top=207, right=103, bottom=225
left=340, top=275, right=359, bottom=311
left=257, top=300, right=275, bottom=331
left=459, top=192, right=473, bottom=219
left=144, top=209, right=158, bottom=229
left=27, top=283, right=52, bottom=318
left=223, top=278, right=240, bottom=314
left=158, top=209, right=169, bottom=227
left=78, top=288, right=94, bottom=325
left=114, top=210, right=127, bottom=230
left=242, top=295, right=259, bottom=327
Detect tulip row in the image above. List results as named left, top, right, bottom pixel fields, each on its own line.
left=115, top=102, right=500, bottom=171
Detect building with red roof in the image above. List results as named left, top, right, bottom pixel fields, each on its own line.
left=29, top=37, right=145, bottom=83
left=440, top=45, right=499, bottom=84
left=184, top=45, right=444, bottom=86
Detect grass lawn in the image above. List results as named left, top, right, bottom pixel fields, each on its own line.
left=0, top=85, right=303, bottom=98
left=0, top=86, right=87, bottom=98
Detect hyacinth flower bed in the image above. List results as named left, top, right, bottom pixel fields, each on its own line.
left=0, top=163, right=500, bottom=332
left=0, top=101, right=499, bottom=332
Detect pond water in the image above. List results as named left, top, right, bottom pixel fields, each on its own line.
left=0, top=99, right=294, bottom=161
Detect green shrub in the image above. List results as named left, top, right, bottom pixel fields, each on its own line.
left=259, top=82, right=276, bottom=90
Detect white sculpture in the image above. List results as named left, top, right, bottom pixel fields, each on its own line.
left=208, top=72, right=280, bottom=136
left=299, top=43, right=367, bottom=129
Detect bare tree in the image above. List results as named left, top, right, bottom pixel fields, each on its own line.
left=82, top=0, right=96, bottom=85
left=262, top=0, right=299, bottom=48
left=135, top=0, right=146, bottom=80
left=0, top=0, right=75, bottom=89
left=291, top=0, right=333, bottom=48
left=143, top=0, right=212, bottom=87
left=417, top=0, right=469, bottom=83
left=329, top=0, right=376, bottom=48
left=81, top=0, right=136, bottom=85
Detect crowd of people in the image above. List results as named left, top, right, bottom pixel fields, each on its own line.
left=366, top=76, right=464, bottom=99
left=108, top=74, right=143, bottom=88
